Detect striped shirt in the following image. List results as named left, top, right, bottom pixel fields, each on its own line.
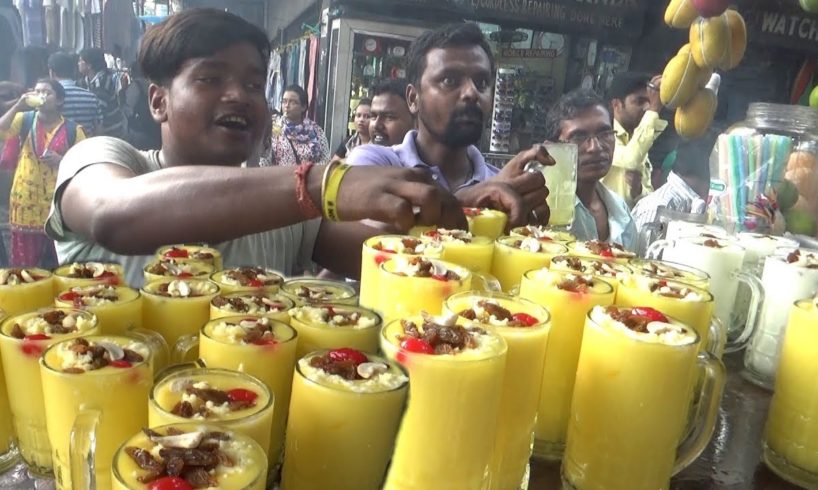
left=59, top=80, right=102, bottom=134
left=631, top=171, right=707, bottom=233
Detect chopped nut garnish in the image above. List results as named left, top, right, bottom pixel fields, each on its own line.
left=400, top=257, right=461, bottom=280
left=0, top=268, right=43, bottom=285
left=557, top=275, right=594, bottom=293
left=399, top=319, right=483, bottom=354
left=212, top=294, right=286, bottom=313
left=169, top=382, right=257, bottom=418
left=223, top=267, right=281, bottom=287
left=703, top=239, right=725, bottom=249
left=309, top=350, right=369, bottom=380
left=605, top=306, right=669, bottom=333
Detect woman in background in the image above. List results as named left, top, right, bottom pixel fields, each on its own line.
left=262, top=84, right=329, bottom=166
left=334, top=97, right=371, bottom=160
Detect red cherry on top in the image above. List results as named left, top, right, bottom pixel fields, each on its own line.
left=431, top=274, right=448, bottom=282
left=400, top=338, right=435, bottom=354
left=511, top=313, right=539, bottom=326
left=328, top=348, right=368, bottom=365
left=110, top=360, right=132, bottom=368
left=247, top=278, right=264, bottom=288
left=463, top=207, right=482, bottom=217
left=250, top=338, right=278, bottom=346
left=176, top=272, right=193, bottom=278
left=58, top=291, right=81, bottom=302
left=148, top=476, right=194, bottom=490
left=164, top=248, right=189, bottom=259
left=631, top=307, right=669, bottom=323
left=25, top=334, right=51, bottom=341
left=226, top=388, right=258, bottom=403
left=598, top=248, right=614, bottom=258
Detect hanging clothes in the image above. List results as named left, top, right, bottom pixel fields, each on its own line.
left=102, top=0, right=139, bottom=61
left=16, top=0, right=45, bottom=46
left=306, top=35, right=319, bottom=117
left=266, top=49, right=282, bottom=112
left=297, top=38, right=307, bottom=89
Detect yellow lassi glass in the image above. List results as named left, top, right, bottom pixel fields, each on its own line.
left=156, top=244, right=223, bottom=270
left=289, top=303, right=382, bottom=358
left=510, top=225, right=576, bottom=244
left=627, top=258, right=711, bottom=290
left=0, top=308, right=15, bottom=473
left=615, top=275, right=724, bottom=356
left=210, top=267, right=284, bottom=294
left=518, top=269, right=615, bottom=459
left=417, top=228, right=494, bottom=273
left=54, top=284, right=142, bottom=335
left=464, top=207, right=508, bottom=239
left=0, top=268, right=54, bottom=315
left=763, top=298, right=818, bottom=488
left=562, top=306, right=725, bottom=490
left=282, top=278, right=358, bottom=306
left=491, top=236, right=568, bottom=292
left=149, top=367, right=275, bottom=458
left=40, top=334, right=162, bottom=489
left=142, top=259, right=214, bottom=285
left=281, top=350, right=408, bottom=490
left=175, top=317, right=297, bottom=471
left=210, top=291, right=295, bottom=324
left=380, top=316, right=507, bottom=490
left=567, top=240, right=637, bottom=264
left=0, top=308, right=99, bottom=474
left=378, top=257, right=471, bottom=324
left=111, top=423, right=268, bottom=490
left=142, top=278, right=220, bottom=347
left=52, top=262, right=124, bottom=292
left=550, top=254, right=633, bottom=295
left=359, top=235, right=441, bottom=312
left=444, top=292, right=550, bottom=490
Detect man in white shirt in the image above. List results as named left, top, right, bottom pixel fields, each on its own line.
left=544, top=88, right=637, bottom=250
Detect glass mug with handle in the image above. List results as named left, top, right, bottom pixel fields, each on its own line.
left=562, top=306, right=725, bottom=490
left=634, top=207, right=708, bottom=258
left=39, top=330, right=168, bottom=490
left=646, top=235, right=763, bottom=352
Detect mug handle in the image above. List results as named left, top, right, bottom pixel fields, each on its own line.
left=723, top=272, right=764, bottom=354
left=70, top=408, right=101, bottom=490
left=644, top=238, right=673, bottom=260
left=123, top=328, right=170, bottom=373
left=472, top=272, right=502, bottom=293
left=673, top=352, right=726, bottom=474
left=706, top=317, right=727, bottom=358
left=636, top=221, right=663, bottom=258
left=173, top=334, right=201, bottom=365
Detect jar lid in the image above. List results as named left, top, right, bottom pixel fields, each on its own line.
left=746, top=103, right=818, bottom=136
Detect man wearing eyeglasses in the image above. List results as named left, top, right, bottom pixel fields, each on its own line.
left=545, top=88, right=637, bottom=250
left=603, top=72, right=667, bottom=209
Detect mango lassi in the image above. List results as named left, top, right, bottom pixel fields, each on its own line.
left=419, top=228, right=494, bottom=273
left=568, top=240, right=636, bottom=264
left=550, top=255, right=633, bottom=294
left=378, top=257, right=471, bottom=323
left=53, top=262, right=123, bottom=292
left=289, top=304, right=381, bottom=358
left=444, top=292, right=550, bottom=490
left=464, top=207, right=508, bottom=239
left=142, top=279, right=219, bottom=347
left=199, top=317, right=297, bottom=468
left=210, top=292, right=294, bottom=324
left=615, top=276, right=720, bottom=356
left=0, top=268, right=54, bottom=315
left=143, top=259, right=215, bottom=285
left=563, top=306, right=722, bottom=490
left=211, top=267, right=284, bottom=294
left=381, top=315, right=507, bottom=490
left=112, top=424, right=268, bottom=490
left=281, top=349, right=408, bottom=490
left=282, top=278, right=358, bottom=306
left=0, top=308, right=99, bottom=473
left=518, top=270, right=615, bottom=459
left=41, top=336, right=153, bottom=490
left=149, top=368, right=274, bottom=457
left=55, top=284, right=142, bottom=335
left=0, top=308, right=15, bottom=473
left=491, top=236, right=568, bottom=291
left=764, top=298, right=818, bottom=488
left=510, top=225, right=576, bottom=244
left=156, top=244, right=223, bottom=270
left=627, top=258, right=710, bottom=290
left=359, top=235, right=441, bottom=311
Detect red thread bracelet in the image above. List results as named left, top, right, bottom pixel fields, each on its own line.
left=295, top=162, right=322, bottom=219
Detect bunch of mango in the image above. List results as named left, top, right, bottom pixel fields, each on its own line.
left=662, top=0, right=747, bottom=138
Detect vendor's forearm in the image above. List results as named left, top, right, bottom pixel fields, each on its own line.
left=67, top=165, right=323, bottom=254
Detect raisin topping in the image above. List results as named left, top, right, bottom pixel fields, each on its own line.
left=787, top=250, right=801, bottom=263
left=66, top=265, right=97, bottom=278
left=322, top=307, right=362, bottom=326
left=605, top=306, right=669, bottom=333
left=309, top=350, right=366, bottom=380
left=648, top=281, right=690, bottom=299
left=0, top=268, right=42, bottom=284
left=564, top=256, right=584, bottom=271
left=401, top=238, right=421, bottom=251
left=399, top=319, right=483, bottom=355
left=146, top=262, right=171, bottom=275
left=702, top=239, right=724, bottom=248
left=9, top=324, right=24, bottom=339
left=557, top=275, right=594, bottom=293
left=170, top=384, right=257, bottom=418
left=403, top=257, right=461, bottom=280
left=586, top=240, right=626, bottom=257
left=224, top=267, right=280, bottom=287
left=126, top=430, right=236, bottom=487
left=457, top=300, right=534, bottom=327
left=192, top=251, right=214, bottom=260
left=239, top=321, right=276, bottom=345
left=296, top=286, right=332, bottom=302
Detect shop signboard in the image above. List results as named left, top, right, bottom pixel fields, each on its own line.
left=333, top=0, right=648, bottom=40
left=739, top=0, right=818, bottom=54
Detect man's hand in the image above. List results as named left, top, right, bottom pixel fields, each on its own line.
left=625, top=169, right=643, bottom=200
left=647, top=75, right=663, bottom=113
left=454, top=179, right=550, bottom=228
left=335, top=166, right=467, bottom=232
left=497, top=144, right=555, bottom=180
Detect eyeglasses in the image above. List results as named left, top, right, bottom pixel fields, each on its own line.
left=561, top=129, right=615, bottom=148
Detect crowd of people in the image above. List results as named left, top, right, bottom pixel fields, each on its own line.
left=0, top=7, right=713, bottom=282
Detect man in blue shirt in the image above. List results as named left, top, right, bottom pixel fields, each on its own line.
left=48, top=52, right=103, bottom=135
left=348, top=23, right=553, bottom=227
left=544, top=89, right=637, bottom=250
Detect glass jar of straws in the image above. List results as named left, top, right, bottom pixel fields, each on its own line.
left=710, top=103, right=818, bottom=234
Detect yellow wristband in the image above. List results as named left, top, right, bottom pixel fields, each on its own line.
left=322, top=163, right=352, bottom=221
